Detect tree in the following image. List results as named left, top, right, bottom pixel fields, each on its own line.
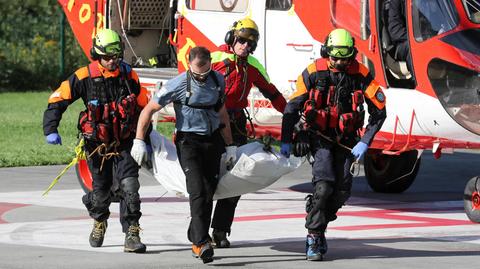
left=0, top=1, right=88, bottom=91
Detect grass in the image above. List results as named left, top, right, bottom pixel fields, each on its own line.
left=0, top=91, right=174, bottom=167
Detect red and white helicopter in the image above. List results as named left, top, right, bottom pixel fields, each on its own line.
left=58, top=0, right=480, bottom=221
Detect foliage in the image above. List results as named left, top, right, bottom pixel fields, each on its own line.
left=0, top=1, right=89, bottom=92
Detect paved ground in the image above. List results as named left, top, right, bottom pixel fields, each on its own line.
left=0, top=150, right=479, bottom=269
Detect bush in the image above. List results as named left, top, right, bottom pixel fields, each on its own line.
left=0, top=1, right=88, bottom=92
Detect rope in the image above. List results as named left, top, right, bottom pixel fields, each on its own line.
left=43, top=138, right=87, bottom=196
left=43, top=139, right=120, bottom=196
left=230, top=109, right=256, bottom=140
left=87, top=142, right=120, bottom=172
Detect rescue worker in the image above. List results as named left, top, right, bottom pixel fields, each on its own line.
left=43, top=29, right=148, bottom=253
left=280, top=29, right=386, bottom=261
left=209, top=17, right=287, bottom=248
left=387, top=0, right=413, bottom=73
left=130, top=46, right=236, bottom=264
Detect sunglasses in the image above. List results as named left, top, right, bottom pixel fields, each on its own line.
left=101, top=54, right=120, bottom=61
left=190, top=65, right=211, bottom=80
left=236, top=37, right=255, bottom=47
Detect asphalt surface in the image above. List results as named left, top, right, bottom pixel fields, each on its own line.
left=0, top=150, right=479, bottom=269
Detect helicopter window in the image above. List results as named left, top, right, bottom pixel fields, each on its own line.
left=186, top=0, right=248, bottom=12
left=463, top=0, right=480, bottom=23
left=412, top=0, right=459, bottom=42
left=266, top=0, right=292, bottom=10
left=428, top=58, right=480, bottom=136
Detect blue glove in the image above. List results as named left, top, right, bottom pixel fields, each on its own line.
left=280, top=143, right=292, bottom=158
left=351, top=141, right=368, bottom=160
left=46, top=133, right=62, bottom=145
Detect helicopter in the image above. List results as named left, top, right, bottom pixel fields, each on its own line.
left=57, top=0, right=480, bottom=221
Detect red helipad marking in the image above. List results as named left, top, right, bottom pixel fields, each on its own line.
left=233, top=207, right=476, bottom=230
left=0, top=203, right=30, bottom=224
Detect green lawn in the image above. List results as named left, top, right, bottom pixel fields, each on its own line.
left=0, top=92, right=174, bottom=167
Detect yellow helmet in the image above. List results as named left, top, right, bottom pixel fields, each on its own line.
left=234, top=17, right=259, bottom=42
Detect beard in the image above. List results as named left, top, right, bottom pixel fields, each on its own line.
left=333, top=61, right=350, bottom=72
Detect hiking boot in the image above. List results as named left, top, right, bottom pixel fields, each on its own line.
left=212, top=230, right=230, bottom=248
left=124, top=223, right=146, bottom=253
left=305, top=233, right=328, bottom=261
left=89, top=220, right=107, bottom=248
left=192, top=242, right=214, bottom=264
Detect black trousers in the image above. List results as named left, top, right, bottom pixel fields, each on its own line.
left=82, top=141, right=142, bottom=233
left=175, top=130, right=225, bottom=245
left=305, top=141, right=354, bottom=233
left=211, top=111, right=246, bottom=233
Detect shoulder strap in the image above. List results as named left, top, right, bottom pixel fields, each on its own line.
left=181, top=71, right=222, bottom=110
left=185, top=71, right=192, bottom=106
left=209, top=71, right=220, bottom=88
left=119, top=63, right=133, bottom=94
left=222, top=58, right=235, bottom=79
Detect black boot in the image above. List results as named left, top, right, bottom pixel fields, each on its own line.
left=89, top=220, right=107, bottom=248
left=124, top=223, right=146, bottom=253
left=306, top=232, right=328, bottom=261
left=212, top=229, right=230, bottom=248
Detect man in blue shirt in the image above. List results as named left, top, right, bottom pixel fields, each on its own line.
left=131, top=46, right=236, bottom=264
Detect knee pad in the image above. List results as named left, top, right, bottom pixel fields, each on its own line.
left=120, top=177, right=140, bottom=193
left=306, top=181, right=334, bottom=215
left=314, top=181, right=333, bottom=199
left=120, top=177, right=141, bottom=212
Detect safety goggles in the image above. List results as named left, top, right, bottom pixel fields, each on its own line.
left=329, top=55, right=351, bottom=62
left=236, top=37, right=256, bottom=48
left=326, top=45, right=354, bottom=58
left=189, top=65, right=211, bottom=81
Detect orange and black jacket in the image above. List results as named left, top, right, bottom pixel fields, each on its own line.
left=211, top=44, right=286, bottom=113
left=43, top=61, right=149, bottom=138
left=281, top=58, right=386, bottom=145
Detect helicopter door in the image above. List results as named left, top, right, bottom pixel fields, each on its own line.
left=264, top=0, right=321, bottom=97
left=378, top=0, right=415, bottom=88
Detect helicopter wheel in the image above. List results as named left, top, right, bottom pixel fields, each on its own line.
left=464, top=176, right=480, bottom=223
left=364, top=150, right=421, bottom=193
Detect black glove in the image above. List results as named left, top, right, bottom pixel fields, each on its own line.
left=292, top=130, right=310, bottom=157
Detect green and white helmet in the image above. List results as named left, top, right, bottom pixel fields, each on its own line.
left=325, top=28, right=355, bottom=58
left=93, top=29, right=123, bottom=56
